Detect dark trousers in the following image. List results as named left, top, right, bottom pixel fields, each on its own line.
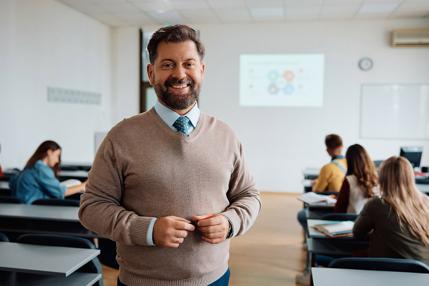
left=118, top=269, right=230, bottom=286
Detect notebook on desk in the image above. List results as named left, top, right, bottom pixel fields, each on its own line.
left=298, top=192, right=337, bottom=205
left=312, top=221, right=354, bottom=238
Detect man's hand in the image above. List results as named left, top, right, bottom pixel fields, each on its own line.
left=153, top=216, right=195, bottom=248
left=192, top=214, right=230, bottom=244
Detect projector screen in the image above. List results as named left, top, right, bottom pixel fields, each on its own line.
left=239, top=54, right=325, bottom=107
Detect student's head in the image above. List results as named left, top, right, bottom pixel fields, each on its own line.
left=147, top=25, right=205, bottom=113
left=324, top=134, right=343, bottom=157
left=25, top=140, right=62, bottom=174
left=379, top=156, right=429, bottom=245
left=345, top=144, right=378, bottom=197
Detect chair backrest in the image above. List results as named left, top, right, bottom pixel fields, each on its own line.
left=321, top=213, right=358, bottom=221
left=0, top=196, right=23, bottom=204
left=0, top=232, right=9, bottom=242
left=329, top=257, right=429, bottom=273
left=32, top=198, right=79, bottom=207
left=17, top=234, right=104, bottom=286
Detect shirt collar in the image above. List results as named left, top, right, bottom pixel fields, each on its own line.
left=331, top=155, right=345, bottom=161
left=154, top=101, right=200, bottom=128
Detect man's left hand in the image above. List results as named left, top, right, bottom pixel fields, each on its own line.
left=192, top=214, right=230, bottom=244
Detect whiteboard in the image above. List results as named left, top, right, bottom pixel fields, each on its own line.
left=360, top=84, right=429, bottom=139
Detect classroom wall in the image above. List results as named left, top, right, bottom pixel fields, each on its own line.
left=111, top=27, right=140, bottom=124
left=0, top=0, right=112, bottom=168
left=142, top=19, right=429, bottom=192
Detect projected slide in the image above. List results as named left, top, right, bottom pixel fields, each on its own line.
left=240, top=54, right=324, bottom=107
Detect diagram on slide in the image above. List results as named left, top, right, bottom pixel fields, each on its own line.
left=240, top=54, right=324, bottom=107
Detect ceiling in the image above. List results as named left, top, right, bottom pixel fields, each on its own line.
left=56, top=0, right=429, bottom=27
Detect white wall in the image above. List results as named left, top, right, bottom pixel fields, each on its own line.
left=0, top=0, right=112, bottom=168
left=147, top=19, right=429, bottom=192
left=111, top=27, right=140, bottom=124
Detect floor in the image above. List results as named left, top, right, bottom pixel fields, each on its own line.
left=102, top=192, right=305, bottom=286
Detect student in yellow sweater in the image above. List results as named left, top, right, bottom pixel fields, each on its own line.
left=312, top=134, right=347, bottom=193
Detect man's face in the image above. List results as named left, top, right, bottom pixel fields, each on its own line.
left=147, top=40, right=205, bottom=111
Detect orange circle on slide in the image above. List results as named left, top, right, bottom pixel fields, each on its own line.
left=283, top=70, right=295, bottom=82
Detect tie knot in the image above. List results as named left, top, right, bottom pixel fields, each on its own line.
left=173, top=116, right=192, bottom=135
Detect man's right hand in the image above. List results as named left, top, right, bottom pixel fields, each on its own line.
left=153, top=216, right=195, bottom=248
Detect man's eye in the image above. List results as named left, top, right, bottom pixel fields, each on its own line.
left=161, top=63, right=174, bottom=69
left=185, top=63, right=195, bottom=68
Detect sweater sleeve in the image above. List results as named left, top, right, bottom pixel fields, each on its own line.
left=353, top=197, right=377, bottom=240
left=79, top=137, right=155, bottom=247
left=334, top=178, right=350, bottom=213
left=221, top=143, right=261, bottom=238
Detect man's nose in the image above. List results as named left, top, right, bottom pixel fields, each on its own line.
left=172, top=65, right=186, bottom=79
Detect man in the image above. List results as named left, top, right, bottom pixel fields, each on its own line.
left=312, top=134, right=347, bottom=193
left=79, top=25, right=261, bottom=286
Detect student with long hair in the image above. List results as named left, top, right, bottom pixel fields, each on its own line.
left=9, top=140, right=86, bottom=204
left=353, top=156, right=429, bottom=264
left=335, top=144, right=379, bottom=213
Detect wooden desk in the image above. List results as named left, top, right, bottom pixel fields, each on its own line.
left=312, top=267, right=429, bottom=286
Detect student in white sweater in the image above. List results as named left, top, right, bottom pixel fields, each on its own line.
left=335, top=144, right=380, bottom=214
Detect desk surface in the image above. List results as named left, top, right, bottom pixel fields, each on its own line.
left=0, top=204, right=79, bottom=222
left=0, top=242, right=100, bottom=276
left=58, top=170, right=89, bottom=179
left=312, top=267, right=429, bottom=286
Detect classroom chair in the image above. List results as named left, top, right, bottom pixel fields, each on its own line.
left=321, top=213, right=358, bottom=221
left=329, top=257, right=429, bottom=273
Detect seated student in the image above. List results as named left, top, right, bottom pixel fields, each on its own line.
left=9, top=140, right=86, bottom=204
left=312, top=134, right=347, bottom=194
left=353, top=156, right=429, bottom=264
left=335, top=144, right=379, bottom=214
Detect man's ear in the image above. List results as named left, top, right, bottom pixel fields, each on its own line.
left=147, top=64, right=154, bottom=85
left=200, top=62, right=206, bottom=80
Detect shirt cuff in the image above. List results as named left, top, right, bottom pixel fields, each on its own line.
left=146, top=217, right=157, bottom=246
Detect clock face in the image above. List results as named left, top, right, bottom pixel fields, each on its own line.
left=359, top=57, right=373, bottom=71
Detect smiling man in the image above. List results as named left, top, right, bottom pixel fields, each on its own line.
left=79, top=25, right=261, bottom=286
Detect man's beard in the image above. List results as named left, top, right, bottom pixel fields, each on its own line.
left=155, top=77, right=199, bottom=110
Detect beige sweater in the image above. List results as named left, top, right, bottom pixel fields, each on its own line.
left=79, top=109, right=261, bottom=286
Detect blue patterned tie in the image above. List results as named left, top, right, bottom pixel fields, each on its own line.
left=173, top=116, right=192, bottom=135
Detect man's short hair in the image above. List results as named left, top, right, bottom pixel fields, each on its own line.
left=325, top=134, right=343, bottom=149
left=147, top=25, right=205, bottom=64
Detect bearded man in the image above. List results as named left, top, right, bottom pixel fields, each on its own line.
left=79, top=25, right=261, bottom=286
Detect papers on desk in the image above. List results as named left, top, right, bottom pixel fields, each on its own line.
left=312, top=221, right=354, bottom=237
left=298, top=192, right=337, bottom=205
left=60, top=179, right=82, bottom=188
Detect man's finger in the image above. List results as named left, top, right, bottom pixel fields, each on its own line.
left=191, top=214, right=214, bottom=222
left=198, top=224, right=225, bottom=234
left=197, top=215, right=223, bottom=227
left=174, top=230, right=188, bottom=239
left=174, top=221, right=195, bottom=231
left=170, top=216, right=191, bottom=223
left=202, top=232, right=225, bottom=239
left=202, top=236, right=224, bottom=244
